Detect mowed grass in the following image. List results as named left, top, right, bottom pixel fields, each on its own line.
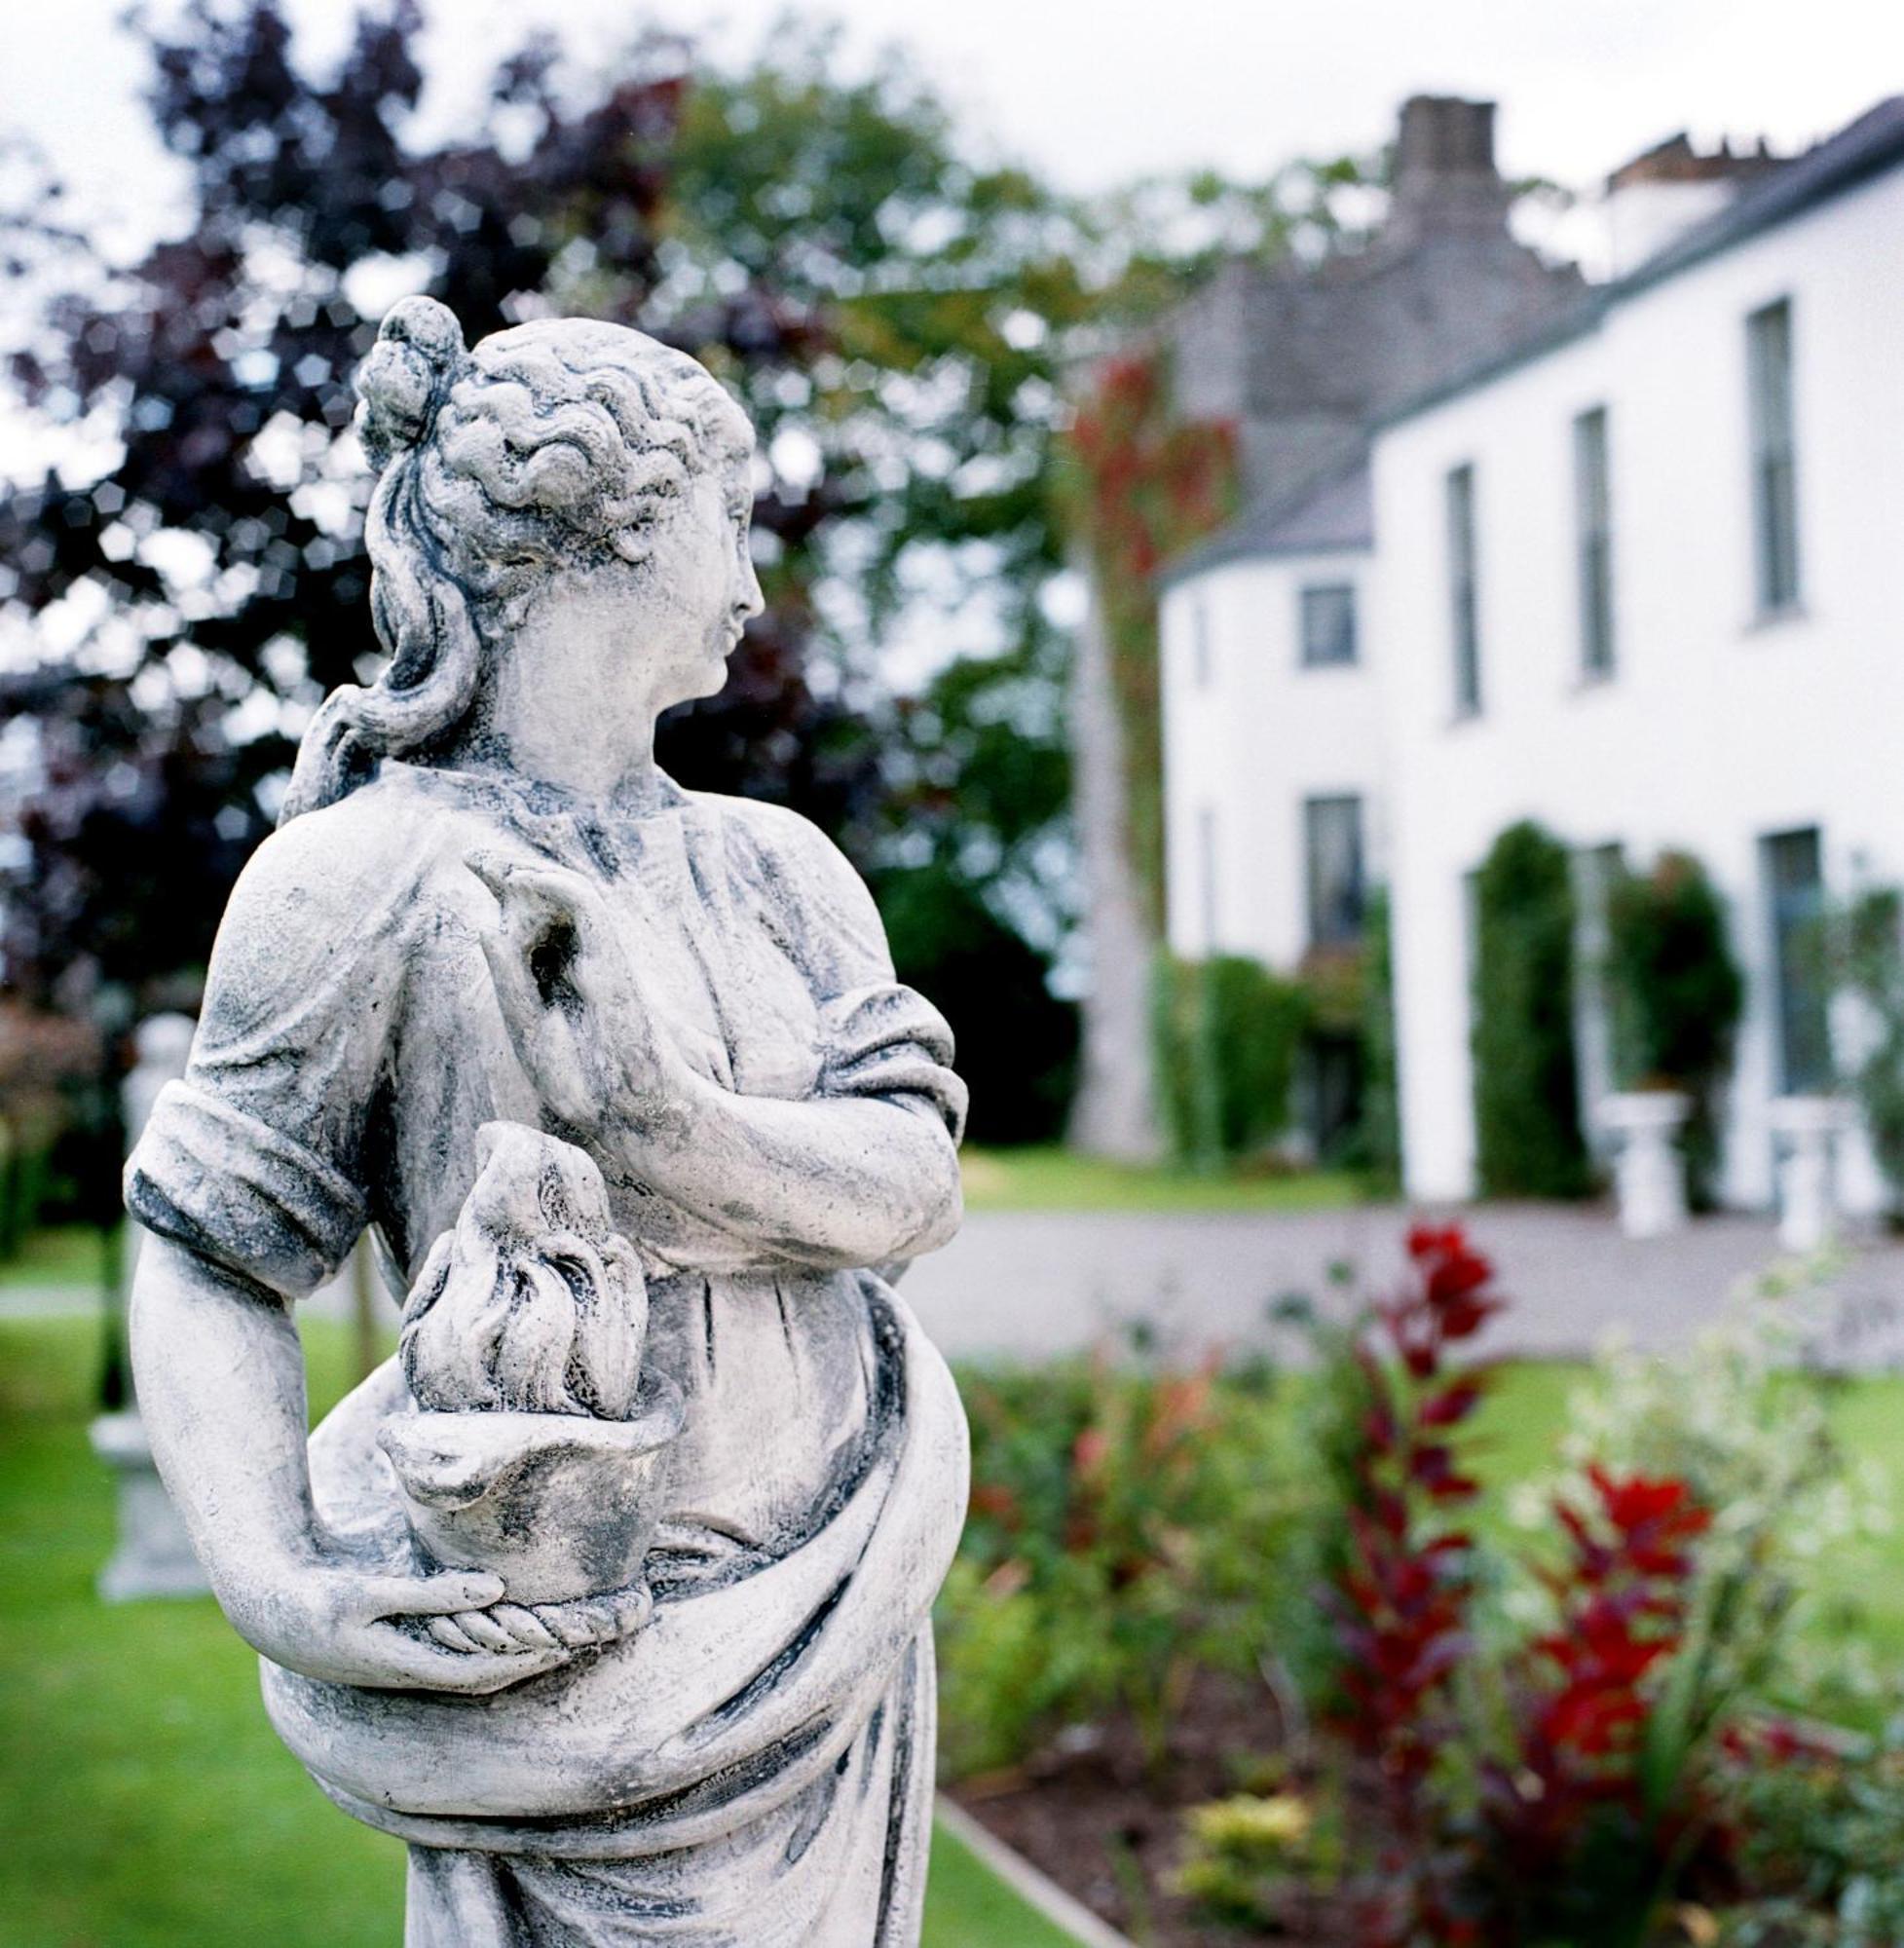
left=960, top=1144, right=1370, bottom=1213
left=0, top=1316, right=1077, bottom=1948
left=0, top=1222, right=116, bottom=1292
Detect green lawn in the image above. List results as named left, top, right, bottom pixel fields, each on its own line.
left=960, top=1144, right=1370, bottom=1213
left=0, top=1221, right=116, bottom=1292
left=0, top=1316, right=1077, bottom=1948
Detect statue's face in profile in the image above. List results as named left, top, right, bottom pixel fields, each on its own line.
left=521, top=453, right=765, bottom=723
left=639, top=458, right=765, bottom=710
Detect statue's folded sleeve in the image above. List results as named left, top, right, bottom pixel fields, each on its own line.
left=123, top=798, right=415, bottom=1299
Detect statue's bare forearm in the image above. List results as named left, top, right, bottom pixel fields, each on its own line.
left=130, top=1233, right=564, bottom=1692
left=625, top=1084, right=962, bottom=1270
left=130, top=1236, right=320, bottom=1617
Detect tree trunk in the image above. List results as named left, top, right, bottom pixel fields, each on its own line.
left=1065, top=560, right=1162, bottom=1161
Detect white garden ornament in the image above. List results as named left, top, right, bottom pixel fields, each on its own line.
left=125, top=297, right=970, bottom=1946
left=1599, top=1090, right=1692, bottom=1241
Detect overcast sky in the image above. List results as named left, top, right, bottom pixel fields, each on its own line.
left=9, top=0, right=1904, bottom=257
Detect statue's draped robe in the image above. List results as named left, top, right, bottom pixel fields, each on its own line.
left=126, top=764, right=970, bottom=1948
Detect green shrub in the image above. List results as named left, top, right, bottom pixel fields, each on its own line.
left=1354, top=888, right=1401, bottom=1191
left=1604, top=849, right=1744, bottom=1208
left=938, top=1351, right=1332, bottom=1779
left=1173, top=1787, right=1344, bottom=1927
left=1153, top=953, right=1308, bottom=1168
left=1472, top=820, right=1590, bottom=1198
left=1831, top=886, right=1904, bottom=1223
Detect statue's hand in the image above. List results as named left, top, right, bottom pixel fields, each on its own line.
left=467, top=852, right=686, bottom=1141
left=239, top=1560, right=573, bottom=1695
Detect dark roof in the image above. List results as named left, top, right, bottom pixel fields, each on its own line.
left=1164, top=462, right=1373, bottom=586
left=1376, top=94, right=1904, bottom=431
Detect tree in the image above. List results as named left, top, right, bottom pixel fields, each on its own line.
left=1, top=4, right=1091, bottom=1130
left=1, top=0, right=684, bottom=1016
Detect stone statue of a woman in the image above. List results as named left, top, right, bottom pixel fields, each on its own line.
left=125, top=295, right=970, bottom=1946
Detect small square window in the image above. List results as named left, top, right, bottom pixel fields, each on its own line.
left=1299, top=583, right=1358, bottom=667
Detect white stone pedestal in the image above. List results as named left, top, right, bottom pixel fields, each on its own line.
left=96, top=1012, right=208, bottom=1601
left=91, top=1409, right=210, bottom=1601
left=1600, top=1091, right=1691, bottom=1240
left=1770, top=1095, right=1849, bottom=1254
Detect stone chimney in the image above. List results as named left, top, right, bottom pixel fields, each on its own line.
left=1384, top=95, right=1513, bottom=249
left=1602, top=132, right=1782, bottom=275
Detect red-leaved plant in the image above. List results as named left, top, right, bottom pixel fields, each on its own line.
left=1327, top=1224, right=1723, bottom=1948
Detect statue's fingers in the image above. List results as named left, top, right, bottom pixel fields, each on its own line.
left=487, top=1603, right=561, bottom=1650
left=449, top=1609, right=525, bottom=1653
left=366, top=1570, right=507, bottom=1618
left=379, top=1636, right=569, bottom=1695
left=477, top=921, right=549, bottom=1030
left=532, top=1603, right=605, bottom=1649
left=609, top=1586, right=653, bottom=1638
left=427, top=1615, right=485, bottom=1653
left=493, top=862, right=613, bottom=950
left=465, top=847, right=512, bottom=905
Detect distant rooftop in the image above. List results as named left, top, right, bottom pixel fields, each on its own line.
left=1606, top=130, right=1783, bottom=195
left=1164, top=464, right=1373, bottom=586
left=1378, top=94, right=1904, bottom=431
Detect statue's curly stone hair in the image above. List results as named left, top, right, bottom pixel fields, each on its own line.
left=281, top=296, right=755, bottom=822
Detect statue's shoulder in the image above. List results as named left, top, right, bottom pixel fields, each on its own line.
left=685, top=790, right=886, bottom=974
left=686, top=790, right=854, bottom=879
left=686, top=790, right=874, bottom=910
left=226, top=768, right=466, bottom=935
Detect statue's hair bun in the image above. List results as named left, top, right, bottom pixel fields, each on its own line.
left=355, top=295, right=467, bottom=468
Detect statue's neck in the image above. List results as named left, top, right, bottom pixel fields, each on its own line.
left=449, top=631, right=670, bottom=815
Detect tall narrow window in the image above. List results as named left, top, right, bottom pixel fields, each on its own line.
left=1191, top=597, right=1213, bottom=688
left=1299, top=582, right=1358, bottom=667
left=1762, top=826, right=1829, bottom=1092
left=1747, top=298, right=1800, bottom=615
left=1197, top=805, right=1218, bottom=953
left=1573, top=407, right=1615, bottom=678
left=1304, top=795, right=1365, bottom=948
left=1445, top=464, right=1481, bottom=715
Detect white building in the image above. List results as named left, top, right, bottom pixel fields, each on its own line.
left=1160, top=97, right=1904, bottom=1210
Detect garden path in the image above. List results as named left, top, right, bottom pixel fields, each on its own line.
left=900, top=1203, right=1904, bottom=1369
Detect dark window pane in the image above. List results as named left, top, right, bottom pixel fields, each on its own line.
left=1573, top=406, right=1615, bottom=677
left=1747, top=299, right=1800, bottom=614
left=1304, top=795, right=1365, bottom=948
left=1299, top=582, right=1359, bottom=667
left=1197, top=805, right=1218, bottom=952
left=1446, top=464, right=1481, bottom=714
left=1762, top=826, right=1829, bottom=1092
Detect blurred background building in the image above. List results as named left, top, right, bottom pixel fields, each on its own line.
left=1159, top=94, right=1904, bottom=1212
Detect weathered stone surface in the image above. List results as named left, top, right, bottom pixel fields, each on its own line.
left=125, top=297, right=969, bottom=1945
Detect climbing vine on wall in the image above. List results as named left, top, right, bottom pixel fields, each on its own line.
left=1060, top=351, right=1239, bottom=926
left=1473, top=820, right=1592, bottom=1199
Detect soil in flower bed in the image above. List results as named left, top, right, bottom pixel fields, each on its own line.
left=948, top=1668, right=1358, bottom=1946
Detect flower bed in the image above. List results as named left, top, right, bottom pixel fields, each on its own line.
left=939, top=1230, right=1904, bottom=1946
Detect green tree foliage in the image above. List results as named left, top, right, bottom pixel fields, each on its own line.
left=1472, top=820, right=1590, bottom=1198
left=872, top=635, right=1077, bottom=1143
left=1154, top=955, right=1309, bottom=1168
left=1604, top=850, right=1745, bottom=1209
left=0, top=3, right=1091, bottom=1132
